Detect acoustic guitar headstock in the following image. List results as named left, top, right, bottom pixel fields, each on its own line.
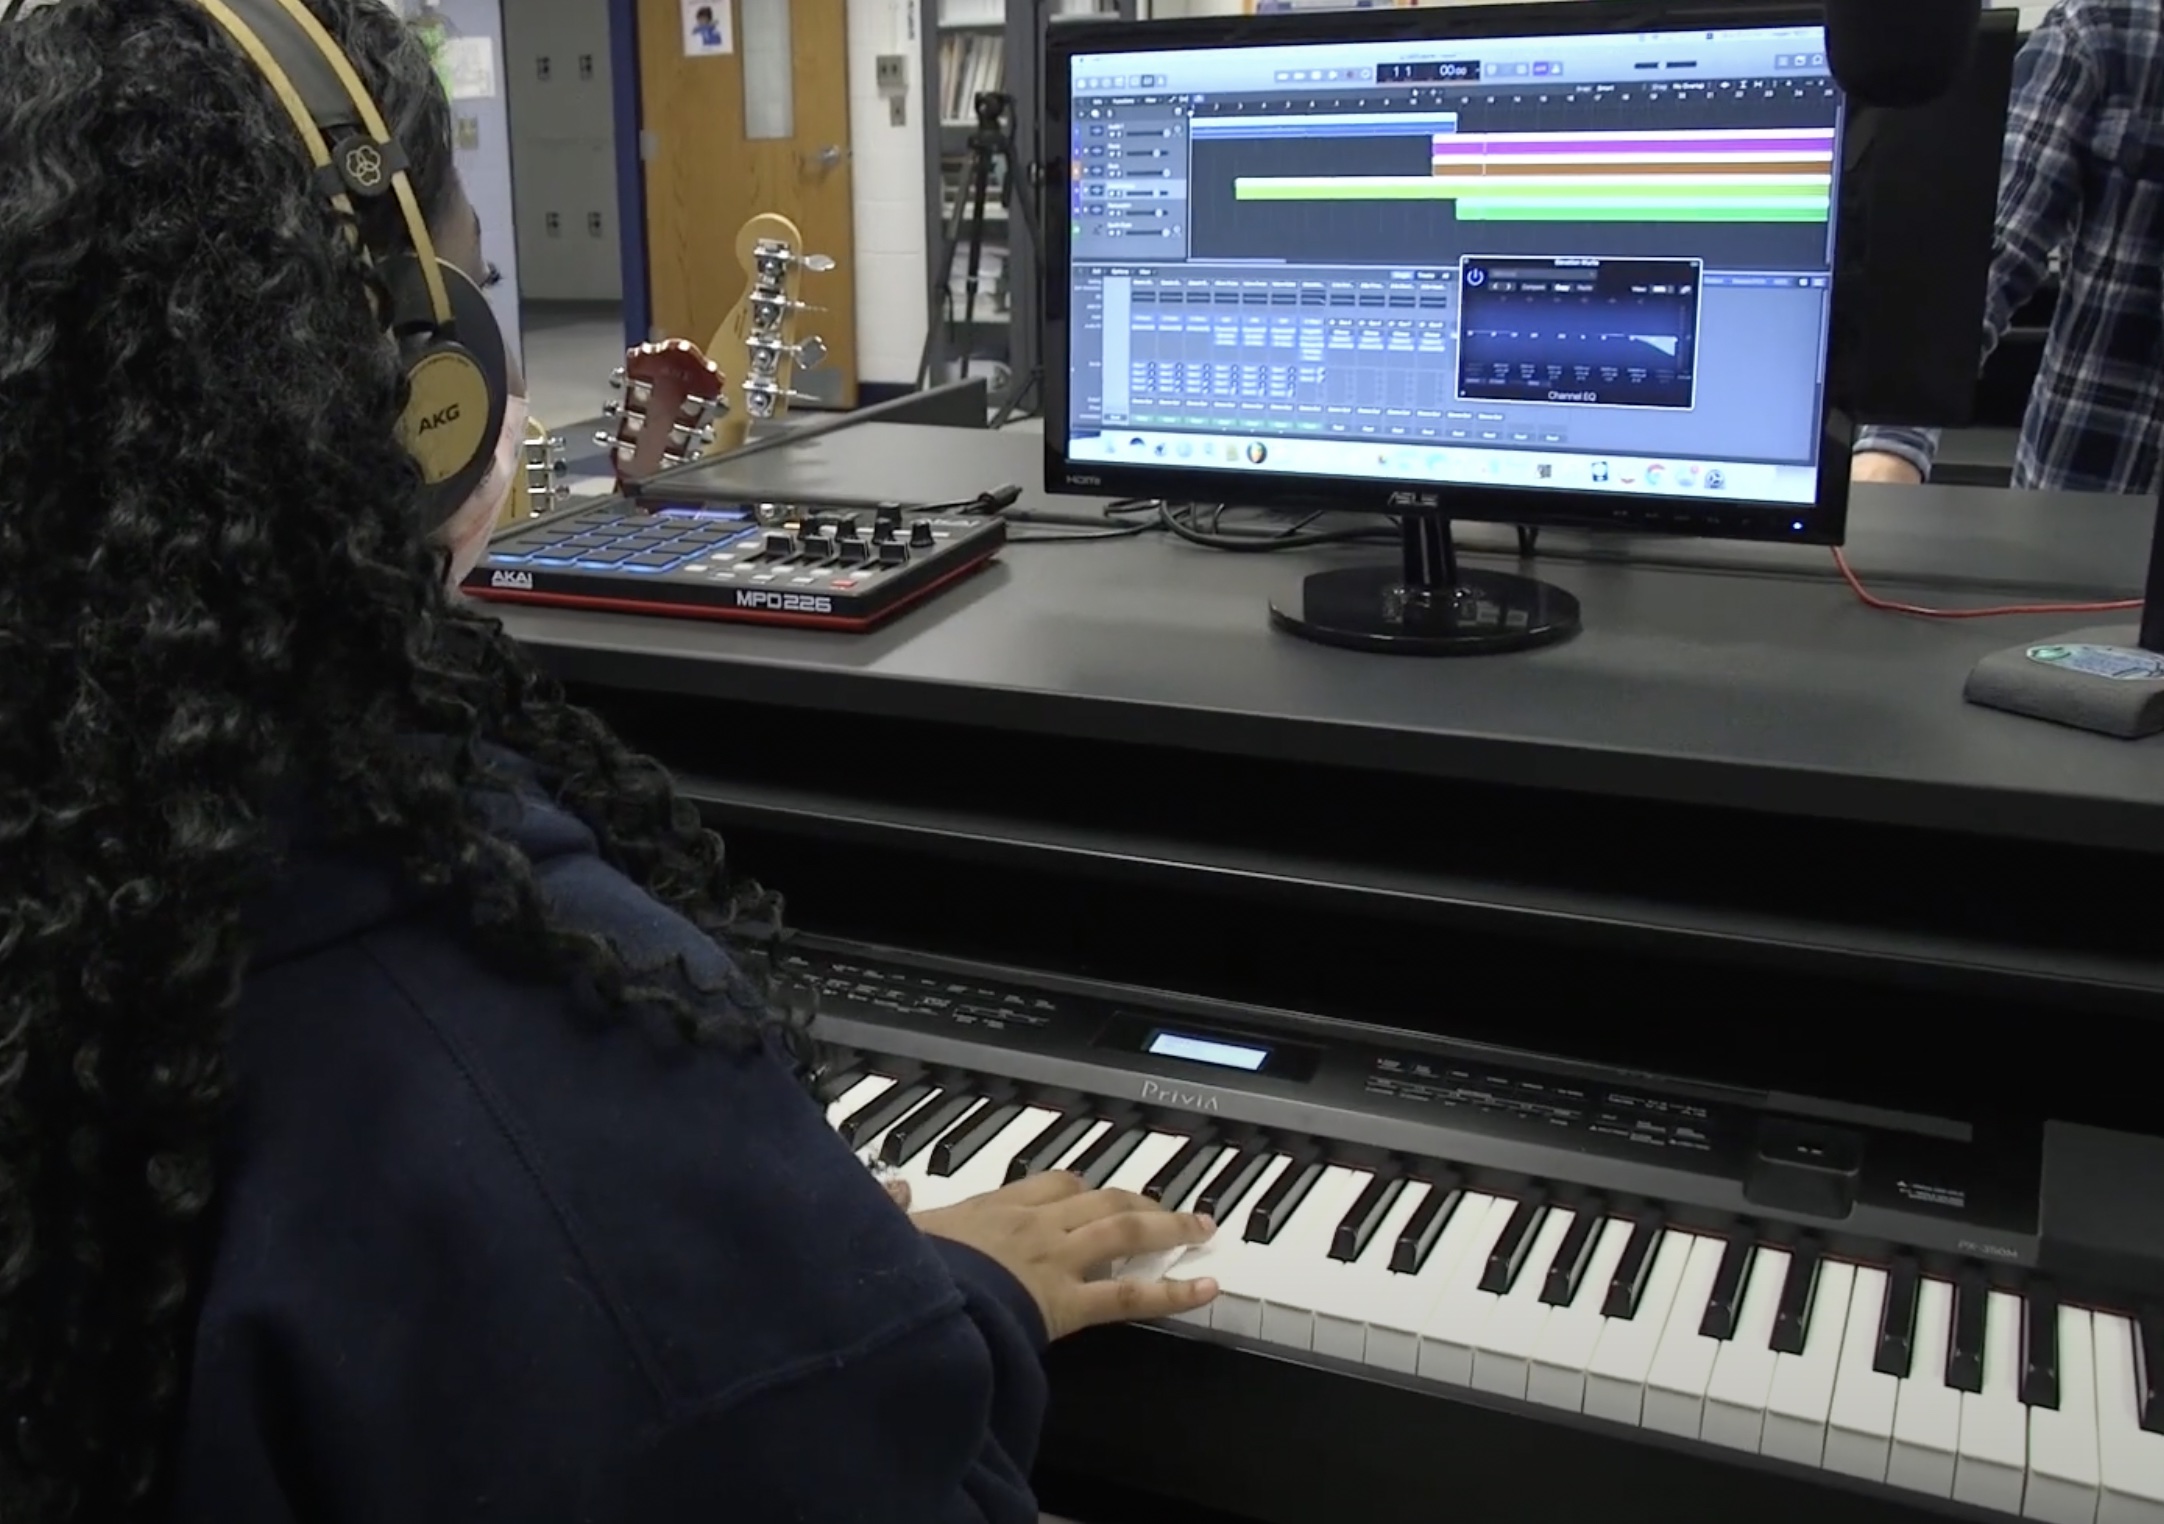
left=492, top=415, right=568, bottom=530
left=598, top=339, right=727, bottom=489
left=705, top=212, right=836, bottom=455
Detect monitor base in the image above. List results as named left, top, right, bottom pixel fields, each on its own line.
left=1268, top=517, right=1581, bottom=655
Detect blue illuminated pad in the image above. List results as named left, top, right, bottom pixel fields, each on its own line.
left=486, top=504, right=757, bottom=573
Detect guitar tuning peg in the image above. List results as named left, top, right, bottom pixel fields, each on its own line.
left=608, top=367, right=626, bottom=390
left=795, top=335, right=828, bottom=369
left=602, top=401, right=622, bottom=418
left=696, top=425, right=716, bottom=446
left=593, top=431, right=616, bottom=449
left=802, top=253, right=835, bottom=272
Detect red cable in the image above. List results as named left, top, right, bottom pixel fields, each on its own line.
left=1831, top=547, right=2142, bottom=619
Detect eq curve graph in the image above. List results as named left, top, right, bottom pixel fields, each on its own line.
left=1233, top=127, right=1834, bottom=223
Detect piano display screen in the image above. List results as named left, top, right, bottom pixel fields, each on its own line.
left=1147, top=1030, right=1271, bottom=1071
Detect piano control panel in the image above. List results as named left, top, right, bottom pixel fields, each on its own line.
left=788, top=941, right=2039, bottom=1269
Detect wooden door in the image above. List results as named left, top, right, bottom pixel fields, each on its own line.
left=636, top=0, right=858, bottom=407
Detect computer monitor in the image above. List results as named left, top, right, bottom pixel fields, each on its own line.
left=1042, top=1, right=1859, bottom=654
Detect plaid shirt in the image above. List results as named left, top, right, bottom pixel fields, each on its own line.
left=1856, top=0, right=2164, bottom=492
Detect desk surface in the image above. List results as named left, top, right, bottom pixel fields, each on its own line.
left=495, top=424, right=2164, bottom=854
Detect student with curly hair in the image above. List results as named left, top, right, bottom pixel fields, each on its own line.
left=0, top=3, right=1217, bottom=1520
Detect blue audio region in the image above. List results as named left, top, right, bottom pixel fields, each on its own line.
left=480, top=506, right=759, bottom=575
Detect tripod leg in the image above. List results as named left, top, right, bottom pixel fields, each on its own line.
left=915, top=152, right=981, bottom=389
left=960, top=147, right=993, bottom=379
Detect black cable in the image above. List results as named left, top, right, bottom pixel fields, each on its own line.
left=1517, top=524, right=1541, bottom=556
left=1155, top=499, right=1397, bottom=552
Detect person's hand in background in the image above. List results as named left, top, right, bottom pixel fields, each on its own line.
left=1852, top=450, right=1926, bottom=485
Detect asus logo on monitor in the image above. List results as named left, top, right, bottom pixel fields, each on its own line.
left=1388, top=490, right=1442, bottom=509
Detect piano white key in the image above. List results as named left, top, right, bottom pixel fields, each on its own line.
left=2093, top=1312, right=2164, bottom=1524
left=1256, top=1166, right=1370, bottom=1351
left=1763, top=1259, right=1856, bottom=1469
left=909, top=1104, right=1063, bottom=1213
left=1954, top=1289, right=2030, bottom=1513
left=1826, top=1266, right=1900, bottom=1483
left=1641, top=1232, right=1730, bottom=1439
left=1583, top=1229, right=1697, bottom=1427
left=1528, top=1216, right=1633, bottom=1412
left=823, top=1073, right=896, bottom=1130
left=1703, top=1245, right=1793, bottom=1452
left=1315, top=1180, right=1432, bottom=1365
left=1415, top=1196, right=1523, bottom=1385
left=2023, top=1304, right=2099, bottom=1524
left=1163, top=1154, right=1290, bottom=1336
left=1889, top=1277, right=1962, bottom=1498
left=1098, top=1131, right=1196, bottom=1282
left=1472, top=1208, right=1579, bottom=1399
left=1372, top=1192, right=1510, bottom=1376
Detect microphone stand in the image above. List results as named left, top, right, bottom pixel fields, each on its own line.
left=1963, top=480, right=2164, bottom=737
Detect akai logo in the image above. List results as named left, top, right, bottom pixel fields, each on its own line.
left=417, top=402, right=462, bottom=434
left=489, top=569, right=534, bottom=590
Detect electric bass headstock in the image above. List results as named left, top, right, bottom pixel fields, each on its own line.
left=598, top=339, right=727, bottom=489
left=706, top=212, right=836, bottom=455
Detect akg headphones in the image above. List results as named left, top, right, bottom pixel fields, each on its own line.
left=2, top=0, right=511, bottom=526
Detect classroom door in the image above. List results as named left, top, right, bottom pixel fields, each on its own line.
left=636, top=0, right=858, bottom=406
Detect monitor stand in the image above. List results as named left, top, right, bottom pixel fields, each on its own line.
left=1267, top=515, right=1581, bottom=655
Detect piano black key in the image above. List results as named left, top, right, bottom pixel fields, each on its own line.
left=1005, top=1109, right=1100, bottom=1183
left=813, top=1065, right=867, bottom=1107
left=1873, top=1255, right=1920, bottom=1378
left=1070, top=1124, right=1147, bottom=1189
left=1390, top=1181, right=1464, bottom=1275
left=929, top=1100, right=1020, bottom=1177
left=1244, top=1156, right=1325, bottom=1245
left=2020, top=1284, right=2060, bottom=1410
left=1330, top=1171, right=1406, bottom=1263
left=1540, top=1204, right=1603, bottom=1307
left=1946, top=1268, right=1988, bottom=1393
left=837, top=1080, right=934, bottom=1150
left=1600, top=1212, right=1665, bottom=1320
left=1769, top=1240, right=1821, bottom=1356
left=2136, top=1307, right=2164, bottom=1433
left=1479, top=1197, right=1550, bottom=1294
left=1699, top=1227, right=1756, bottom=1340
left=879, top=1091, right=980, bottom=1167
left=1144, top=1135, right=1221, bottom=1208
left=1194, top=1148, right=1272, bottom=1223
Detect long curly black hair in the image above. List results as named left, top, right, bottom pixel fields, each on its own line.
left=0, top=3, right=798, bottom=1518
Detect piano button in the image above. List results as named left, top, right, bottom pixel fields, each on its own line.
left=1005, top=1109, right=1099, bottom=1182
left=1391, top=1179, right=1466, bottom=1275
left=1192, top=1155, right=1298, bottom=1338
left=1700, top=1227, right=1756, bottom=1341
left=1315, top=1180, right=1433, bottom=1365
left=1703, top=1244, right=1792, bottom=1451
left=2137, top=1309, right=2164, bottom=1435
left=1952, top=1289, right=2029, bottom=1513
left=1602, top=1212, right=1667, bottom=1320
left=823, top=1073, right=896, bottom=1132
left=1770, top=1239, right=1822, bottom=1357
left=1643, top=1232, right=1732, bottom=1438
left=1331, top=1170, right=1407, bottom=1263
left=1367, top=1191, right=1510, bottom=1376
left=1528, top=1215, right=1632, bottom=1411
left=1472, top=1207, right=1579, bottom=1399
left=1889, top=1277, right=1963, bottom=1498
left=2022, top=1285, right=2063, bottom=1410
left=837, top=1080, right=935, bottom=1150
left=1763, top=1259, right=1856, bottom=1468
left=1416, top=1195, right=1523, bottom=1385
left=1583, top=1229, right=1698, bottom=1427
left=1541, top=1203, right=1604, bottom=1307
left=1876, top=1254, right=1922, bottom=1379
left=1068, top=1124, right=1147, bottom=1189
left=929, top=1100, right=1022, bottom=1177
left=2023, top=1304, right=2100, bottom=1524
left=1949, top=1268, right=1990, bottom=1394
left=880, top=1091, right=980, bottom=1167
left=1258, top=1167, right=1371, bottom=1350
left=1826, top=1266, right=1900, bottom=1483
left=1478, top=1196, right=1551, bottom=1295
left=2098, top=1311, right=2164, bottom=1523
left=1144, top=1135, right=1222, bottom=1207
left=1244, top=1155, right=1326, bottom=1246
left=1195, top=1148, right=1274, bottom=1223
left=911, top=1104, right=1059, bottom=1213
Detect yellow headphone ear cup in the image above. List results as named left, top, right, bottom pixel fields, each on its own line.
left=398, top=346, right=494, bottom=485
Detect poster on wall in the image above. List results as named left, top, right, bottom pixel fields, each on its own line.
left=683, top=0, right=734, bottom=56
left=437, top=36, right=498, bottom=100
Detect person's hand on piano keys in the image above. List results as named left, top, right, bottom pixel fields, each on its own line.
left=912, top=1169, right=1222, bottom=1340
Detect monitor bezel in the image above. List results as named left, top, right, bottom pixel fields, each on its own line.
left=1040, top=0, right=1857, bottom=546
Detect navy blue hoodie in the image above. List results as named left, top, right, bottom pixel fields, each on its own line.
left=166, top=770, right=1049, bottom=1523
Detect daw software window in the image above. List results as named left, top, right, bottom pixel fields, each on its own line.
left=1063, top=24, right=1842, bottom=506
